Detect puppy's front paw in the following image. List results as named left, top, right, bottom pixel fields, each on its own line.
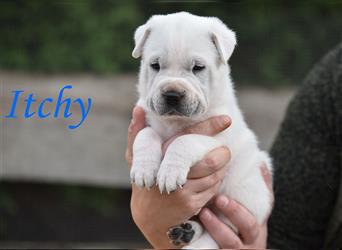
left=157, top=163, right=188, bottom=194
left=130, top=162, right=159, bottom=189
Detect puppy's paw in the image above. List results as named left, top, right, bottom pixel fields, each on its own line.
left=130, top=127, right=162, bottom=189
left=167, top=221, right=203, bottom=247
left=157, top=164, right=188, bottom=194
left=130, top=162, right=158, bottom=189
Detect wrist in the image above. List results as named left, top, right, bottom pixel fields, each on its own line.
left=142, top=223, right=173, bottom=248
left=131, top=206, right=178, bottom=248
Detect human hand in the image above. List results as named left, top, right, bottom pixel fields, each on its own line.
left=125, top=106, right=231, bottom=248
left=198, top=164, right=274, bottom=249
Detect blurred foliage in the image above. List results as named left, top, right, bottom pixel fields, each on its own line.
left=60, top=185, right=122, bottom=217
left=0, top=183, right=16, bottom=239
left=0, top=0, right=341, bottom=86
left=0, top=184, right=17, bottom=215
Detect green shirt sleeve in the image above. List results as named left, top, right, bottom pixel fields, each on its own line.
left=268, top=43, right=342, bottom=250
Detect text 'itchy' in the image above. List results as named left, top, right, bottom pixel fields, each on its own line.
left=1, top=85, right=92, bottom=130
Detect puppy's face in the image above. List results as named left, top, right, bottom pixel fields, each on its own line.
left=141, top=36, right=213, bottom=118
left=133, top=12, right=236, bottom=119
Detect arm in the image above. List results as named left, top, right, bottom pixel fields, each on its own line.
left=268, top=44, right=342, bottom=249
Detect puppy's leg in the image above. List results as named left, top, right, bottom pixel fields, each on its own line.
left=223, top=151, right=272, bottom=225
left=227, top=171, right=271, bottom=225
left=157, top=134, right=222, bottom=194
left=130, top=127, right=162, bottom=188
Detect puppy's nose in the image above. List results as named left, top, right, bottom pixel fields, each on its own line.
left=162, top=90, right=185, bottom=107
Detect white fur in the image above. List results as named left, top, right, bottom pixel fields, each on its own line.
left=130, top=12, right=272, bottom=248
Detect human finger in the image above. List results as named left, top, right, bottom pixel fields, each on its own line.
left=185, top=165, right=227, bottom=193
left=187, top=146, right=230, bottom=179
left=125, top=106, right=146, bottom=167
left=214, top=195, right=259, bottom=244
left=199, top=208, right=242, bottom=248
left=162, top=116, right=231, bottom=154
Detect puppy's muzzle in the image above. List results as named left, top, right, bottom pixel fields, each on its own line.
left=150, top=79, right=204, bottom=117
left=162, top=90, right=185, bottom=108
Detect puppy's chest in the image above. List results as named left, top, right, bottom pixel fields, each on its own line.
left=147, top=114, right=200, bottom=142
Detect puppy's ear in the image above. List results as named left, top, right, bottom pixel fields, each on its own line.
left=210, top=19, right=237, bottom=64
left=132, top=24, right=151, bottom=59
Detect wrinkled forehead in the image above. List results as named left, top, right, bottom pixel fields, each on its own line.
left=143, top=26, right=217, bottom=65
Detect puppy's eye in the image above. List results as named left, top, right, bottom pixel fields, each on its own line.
left=150, top=62, right=160, bottom=71
left=192, top=65, right=205, bottom=73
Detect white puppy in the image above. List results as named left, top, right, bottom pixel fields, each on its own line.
left=130, top=12, right=272, bottom=248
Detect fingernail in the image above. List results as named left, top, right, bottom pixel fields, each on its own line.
left=131, top=107, right=138, bottom=125
left=132, top=106, right=139, bottom=115
left=261, top=165, right=268, bottom=174
left=260, top=166, right=266, bottom=177
left=221, top=116, right=231, bottom=127
left=130, top=117, right=136, bottom=126
left=216, top=196, right=229, bottom=208
left=200, top=209, right=212, bottom=221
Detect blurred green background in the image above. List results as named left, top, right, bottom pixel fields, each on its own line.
left=0, top=0, right=341, bottom=86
